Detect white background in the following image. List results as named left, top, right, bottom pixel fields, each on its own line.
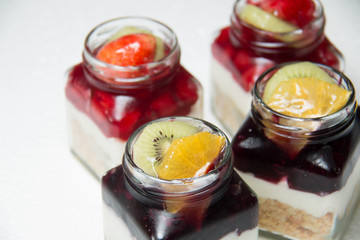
left=1, top=0, right=359, bottom=239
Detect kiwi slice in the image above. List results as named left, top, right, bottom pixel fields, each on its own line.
left=239, top=4, right=297, bottom=33
left=132, top=121, right=199, bottom=177
left=263, top=62, right=334, bottom=103
left=108, top=26, right=148, bottom=42
left=153, top=36, right=165, bottom=61
left=108, top=26, right=165, bottom=61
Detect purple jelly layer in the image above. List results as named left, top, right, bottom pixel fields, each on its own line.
left=232, top=107, right=360, bottom=196
left=102, top=166, right=258, bottom=240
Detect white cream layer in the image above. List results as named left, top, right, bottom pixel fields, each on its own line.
left=67, top=99, right=202, bottom=178
left=67, top=101, right=126, bottom=178
left=103, top=202, right=258, bottom=240
left=236, top=148, right=360, bottom=218
left=211, top=57, right=252, bottom=127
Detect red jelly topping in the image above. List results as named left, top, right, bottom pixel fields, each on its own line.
left=65, top=63, right=199, bottom=140
left=212, top=27, right=343, bottom=93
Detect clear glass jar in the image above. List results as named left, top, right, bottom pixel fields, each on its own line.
left=65, top=17, right=203, bottom=178
left=232, top=62, right=360, bottom=240
left=211, top=0, right=344, bottom=136
left=102, top=116, right=259, bottom=240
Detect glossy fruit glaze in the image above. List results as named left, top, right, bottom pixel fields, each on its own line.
left=212, top=26, right=343, bottom=93
left=232, top=107, right=360, bottom=195
left=102, top=166, right=258, bottom=240
left=97, top=33, right=157, bottom=66
left=65, top=63, right=199, bottom=141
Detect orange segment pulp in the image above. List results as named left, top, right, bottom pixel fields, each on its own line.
left=265, top=77, right=351, bottom=118
left=155, top=132, right=226, bottom=180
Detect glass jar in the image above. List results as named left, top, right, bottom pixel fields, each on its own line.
left=211, top=0, right=344, bottom=136
left=102, top=116, right=259, bottom=240
left=232, top=62, right=360, bottom=240
left=65, top=17, right=203, bottom=178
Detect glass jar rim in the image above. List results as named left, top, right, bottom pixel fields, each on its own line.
left=230, top=0, right=325, bottom=54
left=252, top=61, right=357, bottom=134
left=83, top=16, right=180, bottom=85
left=122, top=116, right=233, bottom=196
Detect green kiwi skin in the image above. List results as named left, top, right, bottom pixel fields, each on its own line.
left=263, top=62, right=335, bottom=103
left=239, top=4, right=297, bottom=33
left=132, top=121, right=199, bottom=177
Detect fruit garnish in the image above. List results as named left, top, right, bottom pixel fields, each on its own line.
left=97, top=33, right=157, bottom=66
left=256, top=0, right=316, bottom=28
left=265, top=77, right=350, bottom=118
left=262, top=62, right=350, bottom=158
left=239, top=4, right=297, bottom=33
left=96, top=26, right=165, bottom=67
left=133, top=121, right=199, bottom=177
left=175, top=72, right=199, bottom=104
left=263, top=62, right=333, bottom=103
left=263, top=62, right=342, bottom=112
left=108, top=26, right=165, bottom=62
left=155, top=132, right=226, bottom=180
left=108, top=26, right=148, bottom=42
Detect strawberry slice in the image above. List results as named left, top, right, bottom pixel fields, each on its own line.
left=97, top=33, right=157, bottom=66
left=251, top=0, right=316, bottom=28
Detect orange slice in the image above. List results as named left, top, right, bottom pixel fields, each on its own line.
left=155, top=132, right=226, bottom=180
left=265, top=77, right=351, bottom=118
left=263, top=67, right=351, bottom=158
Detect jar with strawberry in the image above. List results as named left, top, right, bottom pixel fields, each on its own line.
left=211, top=0, right=344, bottom=135
left=65, top=17, right=203, bottom=178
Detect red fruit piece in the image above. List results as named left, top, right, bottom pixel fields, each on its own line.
left=117, top=110, right=142, bottom=140
left=212, top=28, right=235, bottom=66
left=176, top=80, right=198, bottom=104
left=93, top=90, right=115, bottom=111
left=216, top=27, right=231, bottom=45
left=150, top=93, right=178, bottom=117
left=233, top=50, right=253, bottom=73
left=239, top=64, right=273, bottom=92
left=66, top=64, right=91, bottom=108
left=97, top=33, right=157, bottom=66
left=256, top=0, right=316, bottom=28
left=175, top=73, right=198, bottom=104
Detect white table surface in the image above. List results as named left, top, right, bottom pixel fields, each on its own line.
left=1, top=0, right=359, bottom=239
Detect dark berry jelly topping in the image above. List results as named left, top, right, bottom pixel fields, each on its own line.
left=232, top=108, right=360, bottom=196
left=102, top=166, right=258, bottom=240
